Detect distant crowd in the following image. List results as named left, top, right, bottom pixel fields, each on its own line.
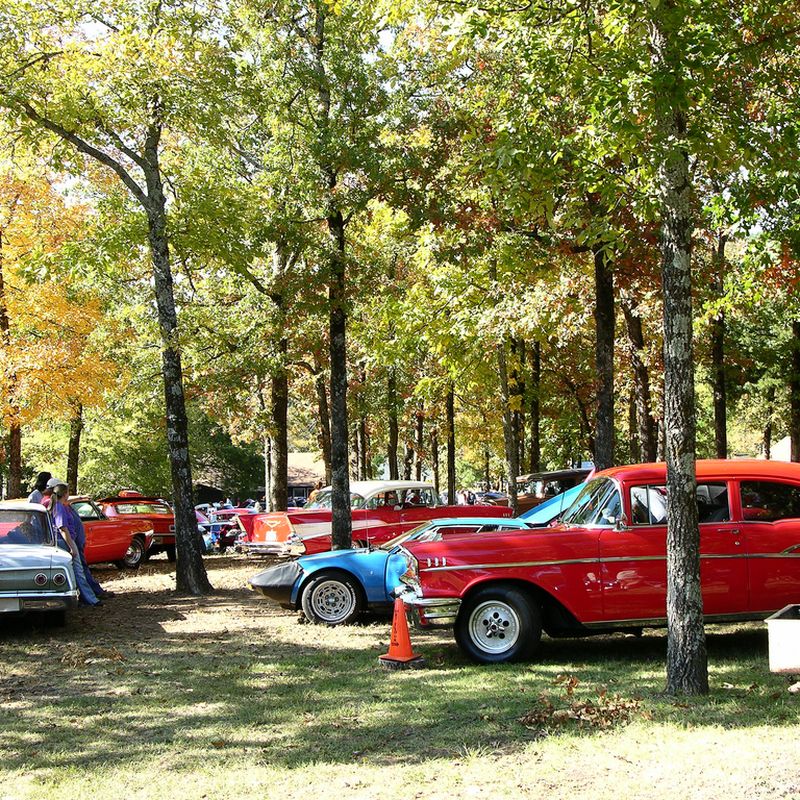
left=27, top=471, right=107, bottom=608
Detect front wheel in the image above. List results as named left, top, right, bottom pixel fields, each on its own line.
left=455, top=586, right=542, bottom=664
left=301, top=572, right=363, bottom=626
left=114, top=536, right=145, bottom=570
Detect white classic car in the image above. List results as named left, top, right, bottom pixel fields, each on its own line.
left=0, top=500, right=79, bottom=624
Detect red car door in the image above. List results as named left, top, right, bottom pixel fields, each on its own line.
left=600, top=480, right=747, bottom=622
left=73, top=500, right=130, bottom=564
left=738, top=479, right=800, bottom=613
left=399, top=488, right=441, bottom=534
left=354, top=491, right=406, bottom=546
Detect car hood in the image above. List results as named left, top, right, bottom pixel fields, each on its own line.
left=298, top=547, right=372, bottom=568
left=0, top=544, right=72, bottom=567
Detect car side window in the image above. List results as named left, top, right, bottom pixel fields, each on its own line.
left=630, top=483, right=729, bottom=525
left=72, top=501, right=102, bottom=521
left=740, top=481, right=800, bottom=522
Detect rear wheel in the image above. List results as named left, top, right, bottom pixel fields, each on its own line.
left=165, top=544, right=176, bottom=563
left=301, top=572, right=363, bottom=626
left=455, top=585, right=542, bottom=664
left=115, top=536, right=145, bottom=570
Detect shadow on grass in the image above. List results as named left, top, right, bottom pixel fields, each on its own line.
left=0, top=558, right=796, bottom=774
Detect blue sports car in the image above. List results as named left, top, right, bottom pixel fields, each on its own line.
left=249, top=492, right=578, bottom=626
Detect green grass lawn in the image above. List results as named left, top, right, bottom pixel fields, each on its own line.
left=1, top=557, right=798, bottom=799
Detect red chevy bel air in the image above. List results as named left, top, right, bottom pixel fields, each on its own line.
left=241, top=480, right=513, bottom=557
left=398, top=460, right=800, bottom=663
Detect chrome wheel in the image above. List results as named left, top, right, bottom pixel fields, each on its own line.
left=468, top=599, right=521, bottom=655
left=308, top=579, right=357, bottom=624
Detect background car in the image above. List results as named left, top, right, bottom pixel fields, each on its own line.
left=71, top=497, right=154, bottom=569
left=99, top=491, right=176, bottom=561
left=0, top=501, right=78, bottom=624
left=243, top=480, right=513, bottom=557
left=515, top=468, right=592, bottom=514
left=250, top=504, right=569, bottom=626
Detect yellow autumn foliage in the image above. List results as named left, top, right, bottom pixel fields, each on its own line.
left=0, top=170, right=119, bottom=427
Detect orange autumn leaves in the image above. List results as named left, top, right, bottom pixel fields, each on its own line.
left=0, top=171, right=116, bottom=427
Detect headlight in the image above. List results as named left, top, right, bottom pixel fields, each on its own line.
left=398, top=547, right=420, bottom=590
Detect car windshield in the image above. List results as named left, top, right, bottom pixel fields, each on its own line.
left=305, top=490, right=366, bottom=510
left=0, top=510, right=52, bottom=545
left=380, top=522, right=432, bottom=550
left=560, top=477, right=622, bottom=527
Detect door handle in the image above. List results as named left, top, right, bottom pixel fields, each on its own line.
left=716, top=528, right=740, bottom=534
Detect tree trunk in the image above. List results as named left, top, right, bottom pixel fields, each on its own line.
left=529, top=341, right=541, bottom=473
left=327, top=206, right=352, bottom=549
left=431, top=428, right=440, bottom=496
left=314, top=365, right=332, bottom=484
left=628, top=388, right=640, bottom=463
left=269, top=363, right=288, bottom=512
left=415, top=407, right=424, bottom=480
left=143, top=147, right=211, bottom=595
left=0, top=232, right=22, bottom=499
left=403, top=440, right=414, bottom=480
left=764, top=385, right=775, bottom=459
left=791, top=320, right=800, bottom=462
left=497, top=339, right=520, bottom=516
left=711, top=234, right=728, bottom=459
left=593, top=244, right=615, bottom=471
left=264, top=436, right=271, bottom=510
left=650, top=5, right=708, bottom=695
left=66, top=402, right=83, bottom=494
left=446, top=385, right=456, bottom=504
left=387, top=369, right=399, bottom=479
left=622, top=298, right=657, bottom=462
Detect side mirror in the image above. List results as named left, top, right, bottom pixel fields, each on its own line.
left=614, top=513, right=629, bottom=532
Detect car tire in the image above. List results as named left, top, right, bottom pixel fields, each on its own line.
left=114, top=536, right=145, bottom=570
left=166, top=545, right=177, bottom=563
left=455, top=585, right=542, bottom=664
left=300, top=572, right=363, bottom=626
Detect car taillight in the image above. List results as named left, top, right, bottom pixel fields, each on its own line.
left=52, top=572, right=66, bottom=587
left=34, top=573, right=48, bottom=586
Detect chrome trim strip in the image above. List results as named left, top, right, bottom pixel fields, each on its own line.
left=782, top=544, right=800, bottom=554
left=583, top=610, right=773, bottom=629
left=422, top=551, right=800, bottom=573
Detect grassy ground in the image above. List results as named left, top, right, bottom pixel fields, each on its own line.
left=1, top=556, right=798, bottom=800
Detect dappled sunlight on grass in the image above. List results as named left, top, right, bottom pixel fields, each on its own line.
left=1, top=558, right=798, bottom=799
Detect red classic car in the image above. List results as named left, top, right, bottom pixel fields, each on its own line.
left=241, top=480, right=514, bottom=557
left=398, top=460, right=800, bottom=663
left=70, top=497, right=153, bottom=569
left=99, top=491, right=176, bottom=561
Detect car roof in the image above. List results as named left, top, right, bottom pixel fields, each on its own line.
left=99, top=495, right=171, bottom=504
left=0, top=500, right=48, bottom=512
left=518, top=468, right=591, bottom=483
left=597, top=459, right=800, bottom=483
left=319, top=480, right=433, bottom=497
left=427, top=517, right=530, bottom=527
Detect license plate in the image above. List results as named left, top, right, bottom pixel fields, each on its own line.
left=0, top=598, right=22, bottom=612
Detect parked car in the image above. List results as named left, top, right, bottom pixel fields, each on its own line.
left=241, top=480, right=514, bottom=557
left=474, top=491, right=510, bottom=506
left=0, top=501, right=78, bottom=624
left=70, top=497, right=154, bottom=569
left=249, top=517, right=536, bottom=625
left=99, top=491, right=176, bottom=561
left=519, top=482, right=586, bottom=524
left=208, top=507, right=257, bottom=553
left=516, top=468, right=592, bottom=514
left=399, top=459, right=800, bottom=663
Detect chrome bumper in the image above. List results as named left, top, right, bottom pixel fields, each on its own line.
left=0, top=590, right=79, bottom=613
left=404, top=596, right=462, bottom=628
left=241, top=541, right=302, bottom=557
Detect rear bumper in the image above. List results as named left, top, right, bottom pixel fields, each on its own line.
left=403, top=596, right=461, bottom=628
left=0, top=590, right=79, bottom=613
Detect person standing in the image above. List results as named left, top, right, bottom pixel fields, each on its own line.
left=27, top=472, right=52, bottom=504
left=48, top=480, right=102, bottom=607
left=63, top=493, right=106, bottom=599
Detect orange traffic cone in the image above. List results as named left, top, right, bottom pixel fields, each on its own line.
left=378, top=598, right=425, bottom=669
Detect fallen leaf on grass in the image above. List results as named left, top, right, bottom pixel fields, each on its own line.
left=519, top=689, right=644, bottom=731
left=211, top=740, right=226, bottom=748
